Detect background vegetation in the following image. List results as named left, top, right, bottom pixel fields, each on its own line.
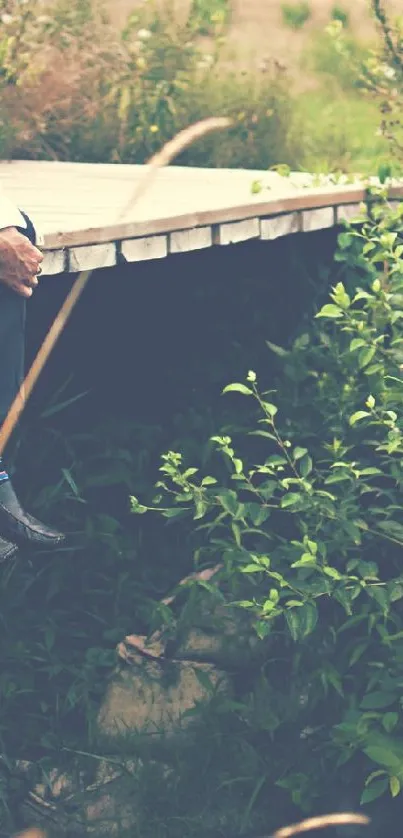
left=2, top=0, right=403, bottom=835
left=0, top=0, right=396, bottom=173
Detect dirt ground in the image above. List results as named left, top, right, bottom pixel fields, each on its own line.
left=111, top=0, right=401, bottom=66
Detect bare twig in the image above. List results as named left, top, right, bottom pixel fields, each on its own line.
left=13, top=831, right=47, bottom=838
left=371, top=0, right=403, bottom=71
left=0, top=116, right=231, bottom=456
left=271, top=812, right=370, bottom=838
left=11, top=810, right=371, bottom=838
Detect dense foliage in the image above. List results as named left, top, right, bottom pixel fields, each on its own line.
left=0, top=0, right=392, bottom=173
left=0, top=0, right=297, bottom=169
left=2, top=0, right=403, bottom=833
left=132, top=193, right=403, bottom=810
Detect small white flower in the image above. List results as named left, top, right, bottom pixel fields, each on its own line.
left=381, top=63, right=396, bottom=80
left=137, top=28, right=152, bottom=40
left=196, top=53, right=214, bottom=70
left=1, top=14, right=13, bottom=25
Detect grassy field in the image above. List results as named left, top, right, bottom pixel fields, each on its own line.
left=101, top=0, right=397, bottom=174
left=111, top=0, right=400, bottom=69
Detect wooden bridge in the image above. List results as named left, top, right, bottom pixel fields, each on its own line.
left=1, top=160, right=401, bottom=276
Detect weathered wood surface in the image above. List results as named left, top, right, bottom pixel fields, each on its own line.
left=1, top=160, right=401, bottom=274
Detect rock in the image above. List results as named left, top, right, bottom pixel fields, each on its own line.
left=99, top=654, right=230, bottom=741
left=117, top=563, right=269, bottom=671
left=16, top=757, right=171, bottom=836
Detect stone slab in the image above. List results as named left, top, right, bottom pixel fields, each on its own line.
left=69, top=242, right=117, bottom=272
left=260, top=212, right=300, bottom=240
left=41, top=248, right=66, bottom=276
left=170, top=226, right=212, bottom=254
left=302, top=206, right=335, bottom=233
left=216, top=217, right=260, bottom=245
left=336, top=203, right=364, bottom=224
left=121, top=235, right=168, bottom=262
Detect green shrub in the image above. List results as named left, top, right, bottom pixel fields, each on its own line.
left=281, top=1, right=311, bottom=30
left=133, top=192, right=403, bottom=809
left=0, top=0, right=298, bottom=168
left=363, top=0, right=403, bottom=168
left=304, top=22, right=370, bottom=91
left=294, top=91, right=387, bottom=174
left=330, top=4, right=349, bottom=28
left=189, top=0, right=231, bottom=36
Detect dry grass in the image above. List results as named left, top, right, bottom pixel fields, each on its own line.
left=110, top=0, right=401, bottom=68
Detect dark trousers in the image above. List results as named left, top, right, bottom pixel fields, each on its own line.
left=0, top=213, right=36, bottom=425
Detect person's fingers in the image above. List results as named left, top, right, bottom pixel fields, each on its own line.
left=28, top=242, right=43, bottom=262
left=16, top=283, right=33, bottom=298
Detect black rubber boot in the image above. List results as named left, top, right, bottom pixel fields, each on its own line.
left=0, top=480, right=65, bottom=548
left=0, top=535, right=18, bottom=563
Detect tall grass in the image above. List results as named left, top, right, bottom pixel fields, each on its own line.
left=0, top=0, right=299, bottom=169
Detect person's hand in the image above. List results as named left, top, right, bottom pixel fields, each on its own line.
left=0, top=226, right=43, bottom=298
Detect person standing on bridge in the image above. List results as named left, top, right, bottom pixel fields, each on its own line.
left=0, top=187, right=65, bottom=562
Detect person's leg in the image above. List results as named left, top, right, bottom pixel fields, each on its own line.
left=0, top=212, right=65, bottom=551
left=0, top=287, right=25, bottom=561
left=0, top=285, right=26, bottom=428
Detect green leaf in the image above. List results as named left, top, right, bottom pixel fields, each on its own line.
left=266, top=455, right=287, bottom=466
left=322, top=566, right=343, bottom=580
left=360, top=777, right=388, bottom=804
left=262, top=402, right=278, bottom=418
left=349, top=338, right=367, bottom=351
left=299, top=454, right=313, bottom=477
left=248, top=504, right=270, bottom=526
left=349, top=411, right=370, bottom=426
left=364, top=746, right=402, bottom=772
left=62, top=468, right=80, bottom=497
left=194, top=667, right=214, bottom=694
left=316, top=304, right=343, bottom=319
left=194, top=498, right=208, bottom=520
left=382, top=713, right=398, bottom=734
left=242, top=564, right=264, bottom=574
left=201, top=476, right=217, bottom=486
left=291, top=552, right=316, bottom=568
left=223, top=383, right=253, bottom=396
left=281, top=492, right=306, bottom=510
left=130, top=496, right=148, bottom=515
left=217, top=490, right=239, bottom=516
left=360, top=692, right=396, bottom=710
left=349, top=642, right=368, bottom=667
left=390, top=776, right=401, bottom=798
left=367, top=586, right=389, bottom=614
left=365, top=770, right=387, bottom=787
left=266, top=340, right=289, bottom=357
left=163, top=507, right=189, bottom=519
left=358, top=345, right=376, bottom=369
left=378, top=521, right=403, bottom=542
left=285, top=608, right=301, bottom=642
left=293, top=447, right=308, bottom=460
left=285, top=602, right=317, bottom=641
left=378, top=162, right=392, bottom=184
left=232, top=521, right=241, bottom=546
left=249, top=430, right=277, bottom=441
left=325, top=667, right=344, bottom=696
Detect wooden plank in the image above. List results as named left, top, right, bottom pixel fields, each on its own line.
left=0, top=160, right=402, bottom=252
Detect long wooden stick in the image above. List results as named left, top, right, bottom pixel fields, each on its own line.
left=0, top=117, right=231, bottom=456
